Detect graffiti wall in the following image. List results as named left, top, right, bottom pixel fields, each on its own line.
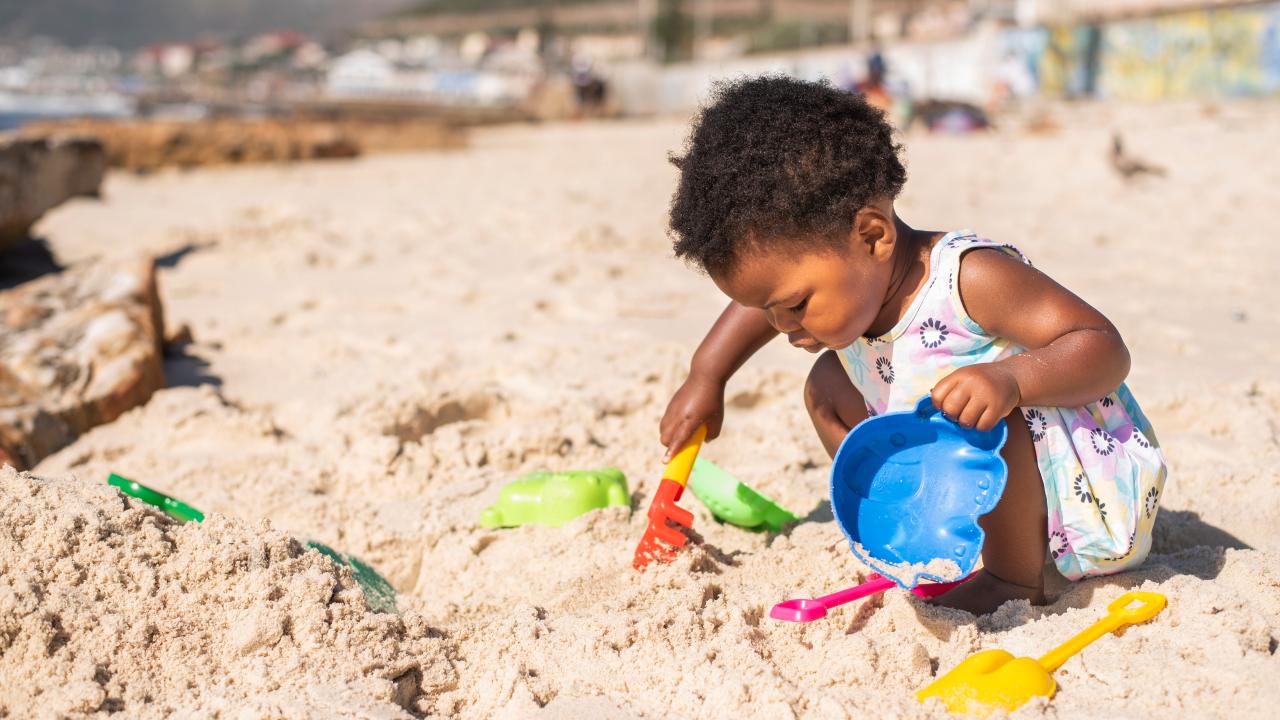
left=1001, top=2, right=1280, bottom=100
left=1038, top=24, right=1102, bottom=98
left=1100, top=4, right=1280, bottom=98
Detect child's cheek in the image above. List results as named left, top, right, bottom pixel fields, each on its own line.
left=809, top=309, right=854, bottom=345
left=831, top=302, right=869, bottom=337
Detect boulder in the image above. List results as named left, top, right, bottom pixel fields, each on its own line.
left=0, top=134, right=106, bottom=251
left=0, top=258, right=164, bottom=469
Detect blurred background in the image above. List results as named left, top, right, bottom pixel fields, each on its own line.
left=2, top=1, right=1278, bottom=139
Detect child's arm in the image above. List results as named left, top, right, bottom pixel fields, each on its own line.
left=931, top=249, right=1131, bottom=430
left=659, top=301, right=779, bottom=460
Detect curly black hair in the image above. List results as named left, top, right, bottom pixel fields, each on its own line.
left=668, top=75, right=906, bottom=276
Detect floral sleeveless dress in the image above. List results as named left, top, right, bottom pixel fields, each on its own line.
left=836, top=230, right=1167, bottom=580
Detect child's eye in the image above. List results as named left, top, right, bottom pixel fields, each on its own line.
left=789, top=297, right=810, bottom=313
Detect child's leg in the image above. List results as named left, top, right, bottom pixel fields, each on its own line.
left=804, top=351, right=868, bottom=457
left=931, top=410, right=1048, bottom=614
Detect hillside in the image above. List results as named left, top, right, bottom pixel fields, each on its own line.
left=0, top=0, right=414, bottom=49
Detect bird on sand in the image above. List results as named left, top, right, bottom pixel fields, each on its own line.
left=1111, top=132, right=1166, bottom=180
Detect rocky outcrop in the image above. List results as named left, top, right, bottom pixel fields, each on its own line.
left=22, top=115, right=472, bottom=173
left=0, top=259, right=164, bottom=469
left=22, top=118, right=363, bottom=172
left=0, top=134, right=106, bottom=251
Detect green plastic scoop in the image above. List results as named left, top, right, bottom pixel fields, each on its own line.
left=688, top=458, right=797, bottom=532
left=107, top=473, right=397, bottom=613
left=480, top=468, right=629, bottom=529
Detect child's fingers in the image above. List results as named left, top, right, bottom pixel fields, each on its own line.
left=975, top=406, right=1004, bottom=431
left=659, top=415, right=678, bottom=449
left=663, top=421, right=693, bottom=462
left=957, top=398, right=987, bottom=428
left=937, top=385, right=971, bottom=423
left=707, top=413, right=723, bottom=440
left=930, top=378, right=952, bottom=409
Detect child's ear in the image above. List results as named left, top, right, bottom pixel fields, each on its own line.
left=849, top=206, right=895, bottom=261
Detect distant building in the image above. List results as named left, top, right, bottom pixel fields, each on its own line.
left=292, top=41, right=330, bottom=71
left=136, top=43, right=198, bottom=78
left=326, top=48, right=397, bottom=95
left=241, top=30, right=309, bottom=63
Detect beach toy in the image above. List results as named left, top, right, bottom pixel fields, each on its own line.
left=301, top=542, right=398, bottom=615
left=917, top=591, right=1167, bottom=715
left=769, top=572, right=974, bottom=623
left=632, top=424, right=706, bottom=570
left=108, top=473, right=205, bottom=523
left=107, top=473, right=398, bottom=613
left=479, top=468, right=628, bottom=529
left=688, top=458, right=797, bottom=532
left=831, top=395, right=1007, bottom=589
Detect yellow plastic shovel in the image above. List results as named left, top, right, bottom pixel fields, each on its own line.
left=916, top=591, right=1167, bottom=715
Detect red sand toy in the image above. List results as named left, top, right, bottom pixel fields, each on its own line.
left=633, top=425, right=707, bottom=570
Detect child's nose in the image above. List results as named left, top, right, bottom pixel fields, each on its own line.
left=770, top=309, right=801, bottom=333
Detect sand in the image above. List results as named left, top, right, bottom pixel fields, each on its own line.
left=851, top=542, right=965, bottom=584
left=0, top=467, right=454, bottom=718
left=6, top=100, right=1280, bottom=717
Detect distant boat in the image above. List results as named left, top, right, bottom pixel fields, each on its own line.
left=0, top=92, right=135, bottom=130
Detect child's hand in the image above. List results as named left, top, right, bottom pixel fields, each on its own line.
left=659, top=371, right=725, bottom=462
left=931, top=364, right=1021, bottom=431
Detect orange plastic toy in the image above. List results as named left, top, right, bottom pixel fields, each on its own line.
left=632, top=424, right=707, bottom=570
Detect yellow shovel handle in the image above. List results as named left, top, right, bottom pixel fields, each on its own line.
left=1037, top=591, right=1167, bottom=672
left=663, top=424, right=707, bottom=488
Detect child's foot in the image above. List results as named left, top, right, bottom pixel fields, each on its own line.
left=927, top=568, right=1045, bottom=616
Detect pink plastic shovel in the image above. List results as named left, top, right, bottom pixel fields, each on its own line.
left=770, top=573, right=973, bottom=622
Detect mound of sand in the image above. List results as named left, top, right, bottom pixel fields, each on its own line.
left=0, top=467, right=455, bottom=718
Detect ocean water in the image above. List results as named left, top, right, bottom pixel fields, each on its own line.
left=0, top=93, right=135, bottom=131
left=0, top=112, right=57, bottom=131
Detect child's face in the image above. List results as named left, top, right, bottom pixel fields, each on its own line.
left=713, top=236, right=897, bottom=352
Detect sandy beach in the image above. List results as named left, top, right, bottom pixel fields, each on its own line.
left=5, top=100, right=1279, bottom=717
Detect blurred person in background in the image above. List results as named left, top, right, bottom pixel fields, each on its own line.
left=853, top=50, right=892, bottom=113
left=571, top=56, right=608, bottom=119
left=990, top=49, right=1037, bottom=112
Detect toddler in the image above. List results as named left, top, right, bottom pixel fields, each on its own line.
left=658, top=76, right=1167, bottom=614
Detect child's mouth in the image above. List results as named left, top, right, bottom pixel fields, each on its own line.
left=788, top=333, right=822, bottom=351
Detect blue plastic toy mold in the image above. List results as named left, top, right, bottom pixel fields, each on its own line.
left=830, top=395, right=1008, bottom=589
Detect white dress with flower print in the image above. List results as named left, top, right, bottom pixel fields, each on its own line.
left=836, top=231, right=1168, bottom=580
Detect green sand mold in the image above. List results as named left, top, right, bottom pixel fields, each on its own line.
left=688, top=458, right=798, bottom=532
left=106, top=473, right=398, bottom=614
left=479, top=468, right=628, bottom=528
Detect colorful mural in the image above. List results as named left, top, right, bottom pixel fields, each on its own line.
left=1099, top=3, right=1280, bottom=99
left=998, top=2, right=1280, bottom=100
